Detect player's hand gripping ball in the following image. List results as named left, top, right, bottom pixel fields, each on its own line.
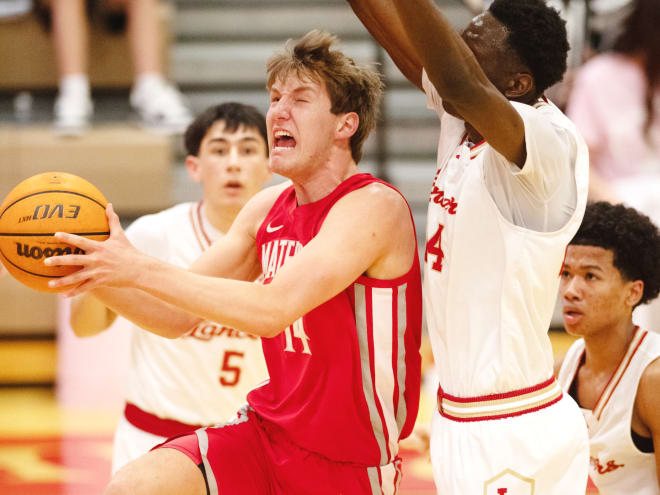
left=0, top=172, right=110, bottom=293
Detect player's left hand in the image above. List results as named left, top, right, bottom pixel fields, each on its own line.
left=44, top=203, right=150, bottom=296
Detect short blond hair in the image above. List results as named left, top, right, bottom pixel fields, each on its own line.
left=267, top=30, right=383, bottom=163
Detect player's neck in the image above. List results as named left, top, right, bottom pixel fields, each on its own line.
left=293, top=155, right=359, bottom=205
left=583, top=320, right=637, bottom=372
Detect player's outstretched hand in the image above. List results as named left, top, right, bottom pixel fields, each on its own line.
left=44, top=204, right=149, bottom=296
left=0, top=263, right=7, bottom=278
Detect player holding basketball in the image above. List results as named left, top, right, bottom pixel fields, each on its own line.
left=46, top=30, right=422, bottom=495
left=67, top=102, right=271, bottom=473
left=557, top=202, right=660, bottom=495
left=348, top=0, right=589, bottom=492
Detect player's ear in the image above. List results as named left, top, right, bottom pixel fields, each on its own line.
left=504, top=72, right=534, bottom=99
left=185, top=155, right=203, bottom=183
left=336, top=112, right=359, bottom=140
left=626, top=279, right=644, bottom=308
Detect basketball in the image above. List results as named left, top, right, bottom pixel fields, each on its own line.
left=0, top=172, right=110, bottom=293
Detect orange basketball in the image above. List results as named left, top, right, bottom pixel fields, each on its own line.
left=0, top=172, right=110, bottom=293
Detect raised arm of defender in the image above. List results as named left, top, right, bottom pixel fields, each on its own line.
left=348, top=0, right=527, bottom=166
left=346, top=0, right=423, bottom=88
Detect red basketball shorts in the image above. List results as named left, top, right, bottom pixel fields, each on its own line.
left=154, top=406, right=403, bottom=495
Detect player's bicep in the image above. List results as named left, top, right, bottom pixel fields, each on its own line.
left=266, top=186, right=411, bottom=320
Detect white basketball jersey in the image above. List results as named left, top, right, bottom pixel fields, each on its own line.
left=421, top=71, right=589, bottom=396
left=121, top=202, right=268, bottom=425
left=558, top=329, right=660, bottom=495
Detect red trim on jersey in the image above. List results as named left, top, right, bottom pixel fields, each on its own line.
left=438, top=394, right=563, bottom=423
left=590, top=327, right=640, bottom=417
left=459, top=133, right=486, bottom=149
left=366, top=285, right=393, bottom=462
left=439, top=376, right=556, bottom=403
left=189, top=202, right=206, bottom=251
left=195, top=201, right=213, bottom=248
left=596, top=328, right=647, bottom=420
left=124, top=402, right=203, bottom=437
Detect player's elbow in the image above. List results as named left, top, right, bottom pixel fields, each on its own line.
left=69, top=307, right=115, bottom=338
left=70, top=322, right=106, bottom=338
left=257, top=313, right=290, bottom=339
left=254, top=296, right=297, bottom=338
left=148, top=315, right=203, bottom=339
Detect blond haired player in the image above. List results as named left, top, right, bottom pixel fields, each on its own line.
left=69, top=102, right=271, bottom=473
left=558, top=202, right=660, bottom=495
left=46, top=30, right=422, bottom=495
left=349, top=0, right=590, bottom=493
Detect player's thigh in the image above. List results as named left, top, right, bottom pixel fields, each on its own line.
left=112, top=415, right=167, bottom=475
left=105, top=447, right=206, bottom=495
left=158, top=408, right=271, bottom=494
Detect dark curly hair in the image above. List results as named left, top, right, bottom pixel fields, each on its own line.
left=488, top=0, right=569, bottom=95
left=184, top=102, right=267, bottom=157
left=570, top=202, right=660, bottom=306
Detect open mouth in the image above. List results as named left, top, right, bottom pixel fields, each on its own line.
left=563, top=308, right=583, bottom=324
left=224, top=180, right=242, bottom=191
left=274, top=130, right=296, bottom=150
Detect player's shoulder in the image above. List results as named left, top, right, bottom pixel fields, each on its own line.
left=231, top=180, right=292, bottom=233
left=641, top=355, right=660, bottom=385
left=511, top=98, right=579, bottom=146
left=345, top=179, right=408, bottom=210
left=636, top=355, right=660, bottom=425
left=246, top=180, right=291, bottom=212
left=331, top=180, right=412, bottom=232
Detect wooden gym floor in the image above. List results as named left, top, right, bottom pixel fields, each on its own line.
left=0, top=332, right=598, bottom=494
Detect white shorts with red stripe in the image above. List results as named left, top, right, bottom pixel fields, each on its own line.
left=430, top=379, right=589, bottom=494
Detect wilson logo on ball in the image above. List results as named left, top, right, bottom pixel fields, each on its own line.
left=15, top=242, right=85, bottom=260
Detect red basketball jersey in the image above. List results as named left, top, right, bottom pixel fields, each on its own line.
left=248, top=173, right=422, bottom=467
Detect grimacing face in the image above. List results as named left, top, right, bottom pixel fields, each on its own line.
left=189, top=121, right=270, bottom=212
left=560, top=245, right=641, bottom=338
left=267, top=74, right=346, bottom=179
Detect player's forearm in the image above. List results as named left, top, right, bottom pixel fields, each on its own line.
left=132, top=258, right=292, bottom=338
left=91, top=287, right=202, bottom=339
left=347, top=0, right=423, bottom=88
left=392, top=0, right=489, bottom=105
left=69, top=293, right=117, bottom=337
